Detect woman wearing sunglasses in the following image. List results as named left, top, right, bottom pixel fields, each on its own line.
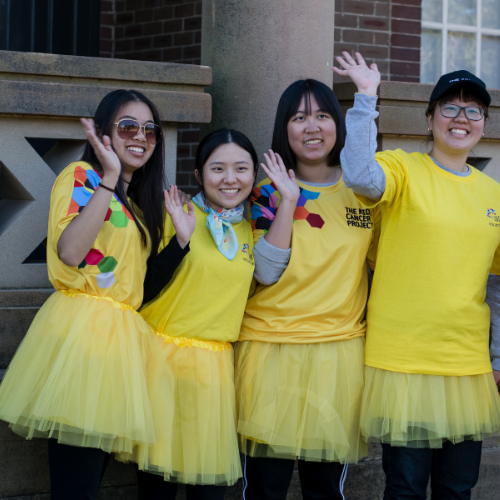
left=0, top=89, right=195, bottom=499
left=334, top=52, right=500, bottom=499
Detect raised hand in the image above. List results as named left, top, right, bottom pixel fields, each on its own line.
left=164, top=185, right=196, bottom=249
left=333, top=51, right=380, bottom=96
left=260, top=150, right=300, bottom=205
left=80, top=118, right=121, bottom=181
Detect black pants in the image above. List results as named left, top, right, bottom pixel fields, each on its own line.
left=382, top=440, right=483, bottom=500
left=242, top=454, right=348, bottom=500
left=137, top=469, right=228, bottom=500
left=48, top=439, right=111, bottom=500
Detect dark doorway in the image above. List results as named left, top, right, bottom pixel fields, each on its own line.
left=0, top=0, right=101, bottom=57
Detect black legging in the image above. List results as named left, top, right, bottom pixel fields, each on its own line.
left=48, top=439, right=111, bottom=500
left=137, top=469, right=227, bottom=500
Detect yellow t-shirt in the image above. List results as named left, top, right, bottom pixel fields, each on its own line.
left=140, top=204, right=255, bottom=343
left=47, top=162, right=150, bottom=310
left=239, top=177, right=380, bottom=344
left=357, top=150, right=500, bottom=376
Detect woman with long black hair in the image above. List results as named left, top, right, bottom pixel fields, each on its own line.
left=0, top=89, right=195, bottom=499
left=235, top=79, right=380, bottom=500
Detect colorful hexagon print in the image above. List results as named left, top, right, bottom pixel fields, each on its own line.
left=96, top=272, right=116, bottom=289
left=293, top=207, right=310, bottom=220
left=110, top=211, right=129, bottom=228
left=97, top=256, right=118, bottom=273
left=307, top=213, right=325, bottom=229
left=85, top=249, right=104, bottom=265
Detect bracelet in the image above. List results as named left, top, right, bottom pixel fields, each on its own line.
left=355, top=92, right=378, bottom=97
left=99, top=182, right=115, bottom=193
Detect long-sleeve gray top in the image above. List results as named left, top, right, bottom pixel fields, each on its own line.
left=340, top=92, right=500, bottom=371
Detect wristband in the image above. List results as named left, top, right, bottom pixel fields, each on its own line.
left=355, top=92, right=378, bottom=97
left=99, top=182, right=115, bottom=193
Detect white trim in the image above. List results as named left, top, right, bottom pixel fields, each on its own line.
left=242, top=455, right=249, bottom=500
left=339, top=463, right=348, bottom=500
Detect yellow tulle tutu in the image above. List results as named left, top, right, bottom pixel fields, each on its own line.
left=361, top=366, right=500, bottom=448
left=0, top=291, right=156, bottom=454
left=235, top=337, right=367, bottom=463
left=116, top=337, right=241, bottom=486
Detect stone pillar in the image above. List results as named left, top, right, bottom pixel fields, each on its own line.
left=201, top=0, right=335, bottom=162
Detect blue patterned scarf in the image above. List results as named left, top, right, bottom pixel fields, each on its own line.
left=192, top=192, right=244, bottom=260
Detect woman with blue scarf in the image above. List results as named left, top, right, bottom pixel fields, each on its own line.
left=123, top=129, right=257, bottom=500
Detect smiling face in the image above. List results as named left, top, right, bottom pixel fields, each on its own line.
left=109, top=100, right=156, bottom=178
left=287, top=94, right=337, bottom=169
left=195, top=142, right=255, bottom=211
left=428, top=96, right=485, bottom=157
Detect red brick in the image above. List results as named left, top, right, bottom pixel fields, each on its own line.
left=179, top=158, right=196, bottom=172
left=115, top=26, right=125, bottom=39
left=342, top=0, right=374, bottom=15
left=144, top=0, right=163, bottom=6
left=155, top=6, right=174, bottom=19
left=391, top=19, right=420, bottom=34
left=163, top=19, right=183, bottom=32
left=174, top=4, right=194, bottom=17
left=116, top=12, right=134, bottom=25
left=100, top=53, right=113, bottom=58
left=375, top=2, right=390, bottom=17
left=180, top=130, right=199, bottom=143
left=126, top=0, right=143, bottom=9
left=335, top=43, right=359, bottom=55
left=334, top=29, right=341, bottom=42
left=194, top=30, right=201, bottom=44
left=101, top=0, right=114, bottom=12
left=115, top=0, right=126, bottom=12
left=183, top=45, right=201, bottom=59
left=335, top=13, right=357, bottom=28
left=140, top=49, right=163, bottom=62
left=176, top=173, right=193, bottom=186
left=101, top=12, right=115, bottom=25
left=100, top=26, right=112, bottom=39
left=100, top=40, right=113, bottom=52
left=136, top=8, right=153, bottom=23
left=390, top=61, right=420, bottom=77
left=391, top=33, right=420, bottom=48
left=392, top=4, right=421, bottom=20
left=163, top=47, right=183, bottom=61
left=164, top=0, right=186, bottom=5
left=343, top=29, right=373, bottom=44
left=144, top=21, right=163, bottom=35
left=392, top=0, right=421, bottom=6
left=374, top=60, right=389, bottom=75
left=195, top=2, right=202, bottom=15
left=115, top=39, right=133, bottom=52
left=358, top=44, right=389, bottom=59
left=184, top=16, right=201, bottom=31
left=177, top=145, right=191, bottom=158
left=125, top=24, right=143, bottom=37
left=153, top=34, right=173, bottom=48
left=391, top=47, right=420, bottom=62
left=134, top=37, right=153, bottom=50
left=375, top=32, right=389, bottom=45
left=173, top=32, right=193, bottom=46
left=118, top=52, right=142, bottom=60
left=360, top=17, right=389, bottom=30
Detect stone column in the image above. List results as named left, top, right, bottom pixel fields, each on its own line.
left=201, top=0, right=335, bottom=162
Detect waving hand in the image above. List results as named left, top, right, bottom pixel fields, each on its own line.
left=333, top=51, right=380, bottom=97
left=164, top=185, right=196, bottom=249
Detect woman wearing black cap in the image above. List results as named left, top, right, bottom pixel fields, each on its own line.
left=334, top=52, right=500, bottom=499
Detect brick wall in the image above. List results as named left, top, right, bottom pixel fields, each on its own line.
left=334, top=0, right=422, bottom=83
left=100, top=0, right=422, bottom=191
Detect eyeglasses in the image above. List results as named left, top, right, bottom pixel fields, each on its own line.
left=439, top=103, right=486, bottom=121
left=114, top=119, right=162, bottom=145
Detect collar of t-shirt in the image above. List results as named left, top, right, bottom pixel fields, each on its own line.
left=430, top=156, right=471, bottom=177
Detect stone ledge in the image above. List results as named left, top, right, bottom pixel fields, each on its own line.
left=0, top=51, right=212, bottom=88
left=0, top=289, right=53, bottom=308
left=0, top=80, right=212, bottom=123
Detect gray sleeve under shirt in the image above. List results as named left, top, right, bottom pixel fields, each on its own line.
left=253, top=237, right=291, bottom=285
left=340, top=93, right=386, bottom=200
left=486, top=273, right=500, bottom=371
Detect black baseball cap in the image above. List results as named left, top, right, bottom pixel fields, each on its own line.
left=429, top=70, right=491, bottom=107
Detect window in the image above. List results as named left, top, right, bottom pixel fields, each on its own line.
left=421, top=0, right=500, bottom=88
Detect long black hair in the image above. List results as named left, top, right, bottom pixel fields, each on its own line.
left=271, top=79, right=346, bottom=169
left=81, top=89, right=165, bottom=259
left=194, top=129, right=258, bottom=187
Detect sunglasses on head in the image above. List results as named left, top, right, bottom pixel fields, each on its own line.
left=114, top=119, right=162, bottom=145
